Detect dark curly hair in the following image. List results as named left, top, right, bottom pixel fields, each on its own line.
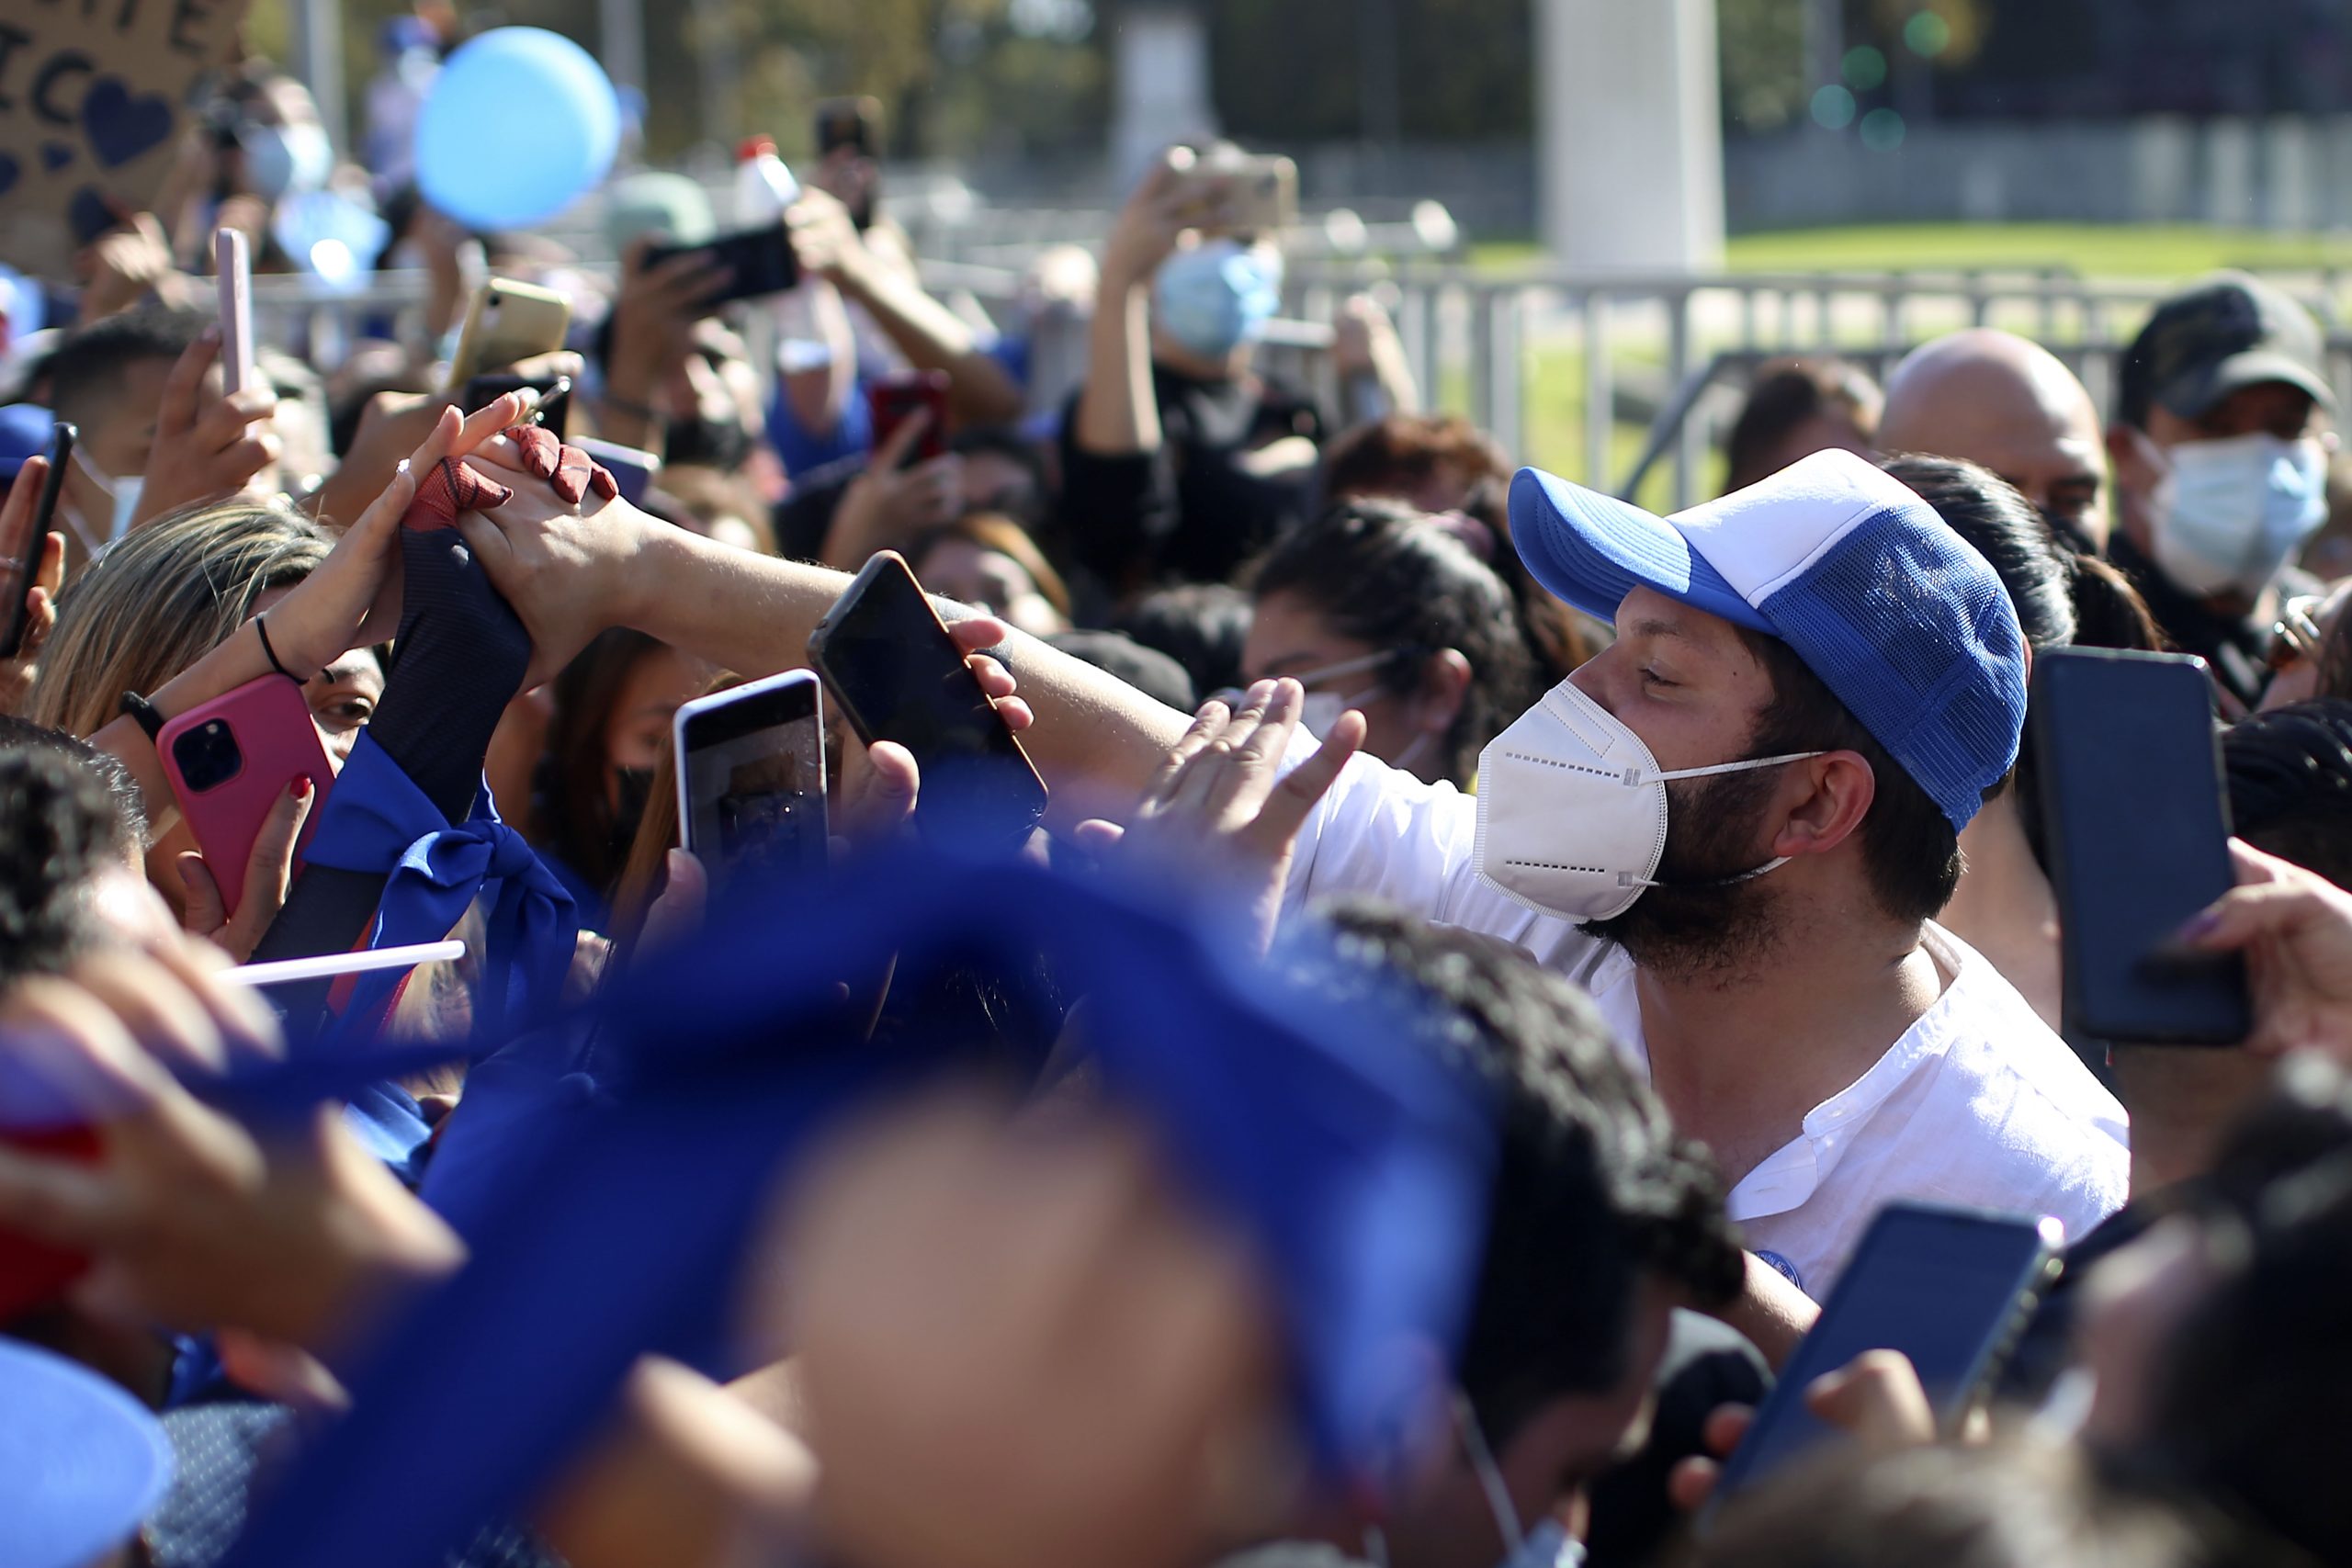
left=1250, top=498, right=1541, bottom=786
left=0, top=740, right=137, bottom=986
left=1318, top=898, right=1742, bottom=1447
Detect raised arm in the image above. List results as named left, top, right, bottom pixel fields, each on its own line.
left=451, top=455, right=1188, bottom=831
left=792, top=191, right=1023, bottom=431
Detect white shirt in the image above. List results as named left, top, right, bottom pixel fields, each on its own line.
left=1280, top=754, right=2131, bottom=1298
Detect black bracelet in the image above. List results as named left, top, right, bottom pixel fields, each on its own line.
left=254, top=615, right=303, bottom=682
left=119, top=690, right=165, bottom=741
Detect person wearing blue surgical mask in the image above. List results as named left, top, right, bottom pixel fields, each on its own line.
left=2107, top=272, right=2340, bottom=711
left=1062, top=145, right=1336, bottom=592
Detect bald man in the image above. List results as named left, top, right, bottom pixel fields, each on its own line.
left=1876, top=329, right=2109, bottom=552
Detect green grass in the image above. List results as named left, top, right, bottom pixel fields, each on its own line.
left=1472, top=222, right=2352, bottom=281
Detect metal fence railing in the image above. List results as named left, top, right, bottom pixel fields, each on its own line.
left=245, top=254, right=2352, bottom=514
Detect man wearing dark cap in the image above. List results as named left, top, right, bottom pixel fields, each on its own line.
left=2108, top=271, right=2337, bottom=707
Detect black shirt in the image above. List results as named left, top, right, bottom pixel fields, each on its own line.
left=2108, top=533, right=2301, bottom=710
left=1057, top=363, right=1323, bottom=593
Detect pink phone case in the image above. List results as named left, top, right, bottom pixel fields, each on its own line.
left=156, top=675, right=333, bottom=918
left=215, top=228, right=254, bottom=397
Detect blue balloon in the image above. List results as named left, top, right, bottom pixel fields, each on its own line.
left=414, top=28, right=618, bottom=230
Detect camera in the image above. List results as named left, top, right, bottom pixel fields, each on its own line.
left=170, top=717, right=245, bottom=795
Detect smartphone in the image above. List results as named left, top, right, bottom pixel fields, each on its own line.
left=443, top=278, right=572, bottom=393
left=643, top=224, right=801, bottom=310
left=1710, top=1203, right=2064, bottom=1504
left=815, top=96, right=882, bottom=156
left=866, top=371, right=949, bottom=467
left=2031, top=648, right=2251, bottom=1044
left=461, top=371, right=571, bottom=443
left=215, top=227, right=254, bottom=397
left=0, top=421, right=70, bottom=660
left=807, top=551, right=1048, bottom=850
left=572, top=436, right=661, bottom=506
left=1182, top=152, right=1298, bottom=235
left=156, top=676, right=334, bottom=919
left=673, top=670, right=830, bottom=895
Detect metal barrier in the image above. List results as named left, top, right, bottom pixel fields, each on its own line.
left=242, top=255, right=2352, bottom=516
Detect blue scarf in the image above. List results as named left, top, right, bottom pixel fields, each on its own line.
left=301, top=732, right=578, bottom=1038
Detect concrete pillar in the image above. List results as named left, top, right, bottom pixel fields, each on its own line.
left=288, top=0, right=346, bottom=150
left=1112, top=2, right=1219, bottom=194
left=1535, top=0, right=1724, bottom=271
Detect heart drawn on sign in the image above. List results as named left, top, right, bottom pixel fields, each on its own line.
left=0, top=154, right=17, bottom=197
left=40, top=142, right=74, bottom=174
left=82, top=78, right=175, bottom=170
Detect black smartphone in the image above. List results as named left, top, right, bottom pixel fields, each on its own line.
left=674, top=670, right=830, bottom=896
left=644, top=224, right=801, bottom=310
left=808, top=550, right=1048, bottom=849
left=460, top=372, right=572, bottom=442
left=1710, top=1203, right=2064, bottom=1506
left=0, top=422, right=72, bottom=660
left=2031, top=648, right=2251, bottom=1044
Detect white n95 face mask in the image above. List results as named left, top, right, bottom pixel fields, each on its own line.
left=1473, top=679, right=1821, bottom=922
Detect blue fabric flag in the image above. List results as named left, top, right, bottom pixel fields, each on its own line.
left=200, top=852, right=1492, bottom=1568
left=301, top=732, right=578, bottom=1036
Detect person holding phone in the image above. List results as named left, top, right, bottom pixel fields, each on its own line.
left=449, top=444, right=2125, bottom=1309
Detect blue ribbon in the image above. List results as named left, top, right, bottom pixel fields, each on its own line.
left=301, top=731, right=578, bottom=1037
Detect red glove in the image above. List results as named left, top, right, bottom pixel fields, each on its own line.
left=405, top=455, right=514, bottom=532
left=498, top=423, right=621, bottom=506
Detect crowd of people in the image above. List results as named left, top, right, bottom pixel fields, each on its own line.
left=8, top=42, right=2352, bottom=1568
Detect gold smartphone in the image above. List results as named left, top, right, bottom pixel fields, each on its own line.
left=1181, top=152, right=1297, bottom=237
left=443, top=278, right=571, bottom=393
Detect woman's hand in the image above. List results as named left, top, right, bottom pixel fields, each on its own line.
left=129, top=324, right=282, bottom=528
left=2181, top=839, right=2352, bottom=1062
left=175, top=775, right=315, bottom=962
left=263, top=389, right=536, bottom=678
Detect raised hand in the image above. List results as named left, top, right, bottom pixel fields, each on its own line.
left=129, top=324, right=280, bottom=528
left=260, top=389, right=537, bottom=681
left=2181, top=839, right=2352, bottom=1063
left=1074, top=678, right=1363, bottom=955
left=176, top=775, right=315, bottom=962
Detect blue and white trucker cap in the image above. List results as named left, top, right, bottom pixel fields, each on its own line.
left=1508, top=448, right=2026, bottom=832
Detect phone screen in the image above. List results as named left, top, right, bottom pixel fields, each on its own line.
left=0, top=423, right=71, bottom=660
left=1713, top=1205, right=2058, bottom=1501
left=680, top=675, right=829, bottom=894
left=2031, top=649, right=2247, bottom=1043
left=810, top=554, right=1046, bottom=848
left=866, top=373, right=948, bottom=466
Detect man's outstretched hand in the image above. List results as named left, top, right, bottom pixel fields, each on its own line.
left=1075, top=678, right=1363, bottom=955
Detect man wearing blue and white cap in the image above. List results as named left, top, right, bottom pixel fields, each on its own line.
left=1266, top=448, right=2126, bottom=1294
left=440, top=442, right=2131, bottom=1303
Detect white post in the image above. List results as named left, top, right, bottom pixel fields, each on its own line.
left=289, top=0, right=346, bottom=150
left=600, top=0, right=647, bottom=98
left=1110, top=1, right=1218, bottom=194
left=1535, top=0, right=1724, bottom=272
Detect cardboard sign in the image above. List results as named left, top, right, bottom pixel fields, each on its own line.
left=0, top=0, right=251, bottom=278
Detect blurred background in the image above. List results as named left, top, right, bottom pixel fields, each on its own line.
left=232, top=0, right=2352, bottom=503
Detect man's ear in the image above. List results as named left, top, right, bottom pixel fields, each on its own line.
left=1770, top=750, right=1876, bottom=861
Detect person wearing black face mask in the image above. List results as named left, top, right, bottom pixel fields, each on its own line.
left=531, top=630, right=710, bottom=929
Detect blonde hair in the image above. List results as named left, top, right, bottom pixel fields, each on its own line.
left=28, top=501, right=333, bottom=739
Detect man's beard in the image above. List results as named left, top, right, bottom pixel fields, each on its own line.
left=1577, top=764, right=1786, bottom=985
